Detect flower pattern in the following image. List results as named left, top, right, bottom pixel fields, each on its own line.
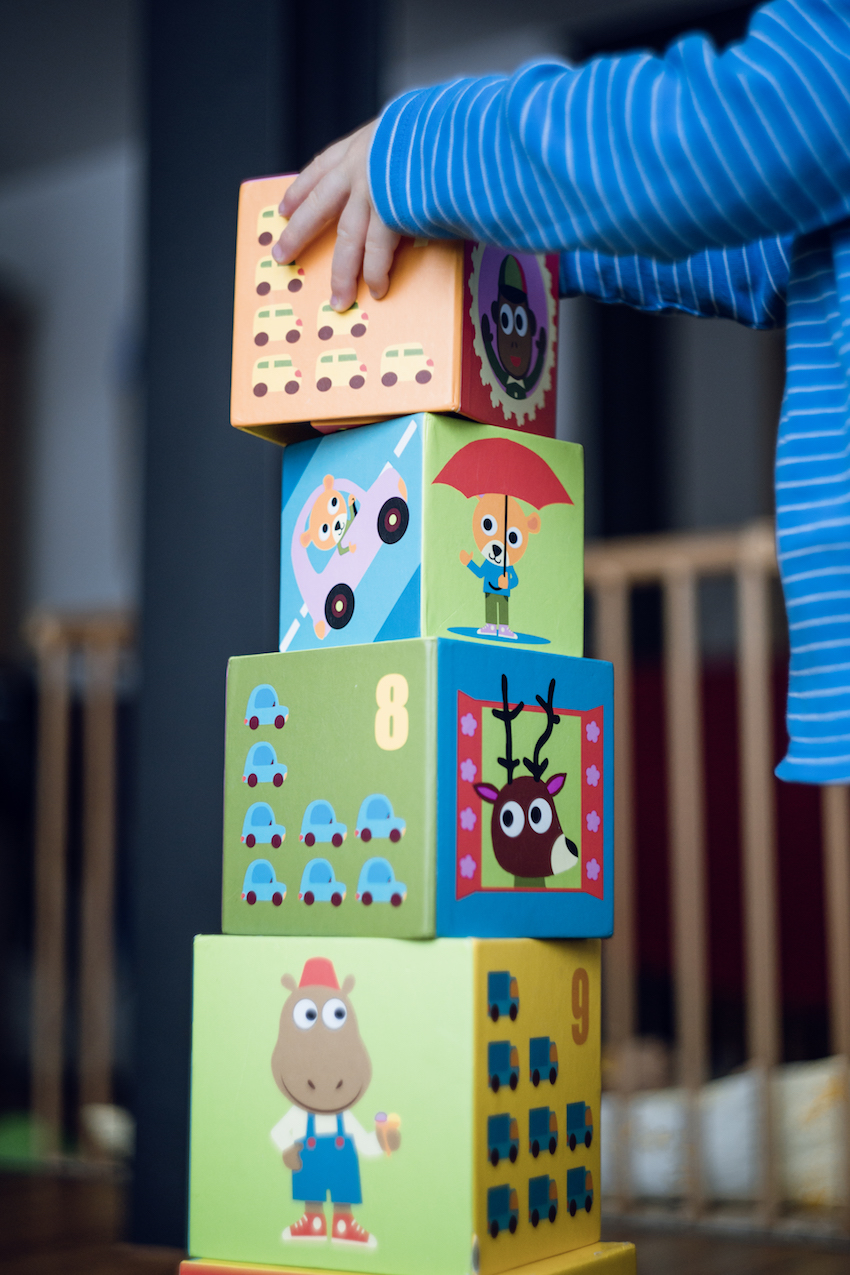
left=586, top=858, right=601, bottom=881
left=459, top=854, right=477, bottom=879
left=460, top=712, right=478, bottom=737
left=459, top=806, right=477, bottom=831
left=586, top=809, right=601, bottom=833
left=586, top=764, right=600, bottom=787
left=460, top=758, right=478, bottom=783
left=585, top=720, right=600, bottom=743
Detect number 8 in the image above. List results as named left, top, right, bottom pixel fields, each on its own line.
left=375, top=674, right=409, bottom=751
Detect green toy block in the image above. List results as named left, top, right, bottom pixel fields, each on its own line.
left=223, top=639, right=613, bottom=939
left=279, top=414, right=583, bottom=658
left=189, top=935, right=601, bottom=1275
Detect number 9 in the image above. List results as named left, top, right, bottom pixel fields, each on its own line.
left=375, top=674, right=409, bottom=751
left=571, top=967, right=589, bottom=1045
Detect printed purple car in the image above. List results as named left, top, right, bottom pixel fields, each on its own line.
left=289, top=465, right=409, bottom=642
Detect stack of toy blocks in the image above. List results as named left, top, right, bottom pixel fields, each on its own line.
left=180, top=177, right=635, bottom=1275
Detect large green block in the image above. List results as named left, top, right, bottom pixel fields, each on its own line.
left=189, top=935, right=601, bottom=1275
left=223, top=639, right=613, bottom=939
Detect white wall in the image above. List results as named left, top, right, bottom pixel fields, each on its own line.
left=0, top=141, right=142, bottom=612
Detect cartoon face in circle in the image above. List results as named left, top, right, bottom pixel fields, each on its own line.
left=471, top=494, right=540, bottom=570
left=494, top=255, right=537, bottom=379
left=300, top=475, right=355, bottom=553
left=272, top=960, right=371, bottom=1115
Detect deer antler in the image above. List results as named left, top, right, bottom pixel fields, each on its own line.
left=492, top=673, right=524, bottom=784
left=523, top=679, right=560, bottom=781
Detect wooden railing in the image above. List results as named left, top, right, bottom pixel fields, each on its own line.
left=25, top=611, right=134, bottom=1161
left=585, top=518, right=850, bottom=1228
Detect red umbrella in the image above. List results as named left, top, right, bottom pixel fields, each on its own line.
left=433, top=437, right=573, bottom=567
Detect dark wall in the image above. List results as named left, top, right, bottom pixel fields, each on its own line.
left=133, top=0, right=382, bottom=1246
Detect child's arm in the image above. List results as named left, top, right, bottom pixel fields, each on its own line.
left=560, top=235, right=792, bottom=330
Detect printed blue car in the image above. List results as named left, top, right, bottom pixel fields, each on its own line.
left=241, top=802, right=285, bottom=848
left=245, top=684, right=289, bottom=730
left=355, top=793, right=406, bottom=844
left=242, top=859, right=286, bottom=905
left=355, top=857, right=407, bottom=906
left=566, top=1167, right=593, bottom=1216
left=242, top=741, right=287, bottom=788
left=299, top=800, right=347, bottom=848
left=486, top=1185, right=518, bottom=1239
left=298, top=858, right=346, bottom=906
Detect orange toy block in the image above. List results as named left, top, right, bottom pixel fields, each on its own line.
left=231, top=176, right=560, bottom=443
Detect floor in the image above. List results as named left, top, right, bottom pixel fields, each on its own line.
left=3, top=1172, right=850, bottom=1274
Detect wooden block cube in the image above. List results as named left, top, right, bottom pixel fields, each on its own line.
left=223, top=639, right=613, bottom=939
left=189, top=935, right=602, bottom=1275
left=231, top=176, right=560, bottom=441
left=278, top=414, right=583, bottom=658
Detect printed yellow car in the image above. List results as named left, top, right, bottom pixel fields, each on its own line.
left=252, top=355, right=302, bottom=398
left=256, top=204, right=284, bottom=246
left=253, top=304, right=302, bottom=347
left=315, top=349, right=367, bottom=392
left=380, top=344, right=434, bottom=387
left=316, top=300, right=369, bottom=341
left=255, top=255, right=303, bottom=296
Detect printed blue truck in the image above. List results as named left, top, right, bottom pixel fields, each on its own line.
left=528, top=1107, right=557, bottom=1157
left=566, top=1101, right=593, bottom=1151
left=487, top=1114, right=519, bottom=1166
left=487, top=971, right=519, bottom=1022
left=566, top=1166, right=594, bottom=1216
left=529, top=1036, right=558, bottom=1086
left=528, top=1174, right=558, bottom=1226
left=487, top=1184, right=518, bottom=1238
left=488, top=1041, right=519, bottom=1093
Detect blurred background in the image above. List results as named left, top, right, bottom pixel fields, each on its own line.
left=1, top=1, right=846, bottom=1272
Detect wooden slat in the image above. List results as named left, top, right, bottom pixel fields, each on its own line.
left=586, top=517, right=776, bottom=585
left=821, top=783, right=850, bottom=1231
left=663, top=568, right=708, bottom=1216
left=593, top=572, right=636, bottom=1208
left=78, top=640, right=120, bottom=1153
left=28, top=622, right=71, bottom=1158
left=736, top=557, right=780, bottom=1222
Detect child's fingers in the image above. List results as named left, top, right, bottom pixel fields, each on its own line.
left=274, top=168, right=349, bottom=264
left=363, top=213, right=402, bottom=300
left=279, top=136, right=350, bottom=217
left=329, top=192, right=371, bottom=311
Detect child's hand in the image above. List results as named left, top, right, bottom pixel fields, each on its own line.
left=272, top=122, right=401, bottom=314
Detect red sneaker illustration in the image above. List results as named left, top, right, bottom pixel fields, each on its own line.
left=330, top=1213, right=377, bottom=1248
left=282, top=1211, right=327, bottom=1241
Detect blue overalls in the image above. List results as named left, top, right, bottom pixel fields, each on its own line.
left=292, top=1113, right=362, bottom=1205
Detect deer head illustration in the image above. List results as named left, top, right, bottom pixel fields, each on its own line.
left=474, top=675, right=579, bottom=883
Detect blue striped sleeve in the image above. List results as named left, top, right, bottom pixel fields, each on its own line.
left=559, top=235, right=792, bottom=327
left=369, top=0, right=850, bottom=261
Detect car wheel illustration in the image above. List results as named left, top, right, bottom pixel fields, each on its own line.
left=490, top=1076, right=500, bottom=1094
left=255, top=332, right=268, bottom=346
left=246, top=773, right=257, bottom=787
left=271, top=834, right=282, bottom=849
left=531, top=1140, right=539, bottom=1158
left=489, top=1222, right=499, bottom=1240
left=272, top=892, right=283, bottom=906
left=389, top=827, right=401, bottom=843
left=331, top=892, right=342, bottom=907
left=585, top=1131, right=592, bottom=1148
left=549, top=1137, right=557, bottom=1155
left=273, top=773, right=284, bottom=787
left=382, top=372, right=397, bottom=387
left=258, top=231, right=272, bottom=247
left=391, top=892, right=402, bottom=907
left=508, top=1217, right=517, bottom=1234
left=304, top=832, right=315, bottom=847
left=317, top=376, right=332, bottom=392
left=288, top=279, right=302, bottom=292
left=332, top=833, right=343, bottom=847
left=318, top=325, right=333, bottom=340
left=548, top=1205, right=557, bottom=1224
left=360, top=827, right=372, bottom=843
left=257, top=282, right=270, bottom=296
left=286, top=330, right=300, bottom=344
left=285, top=380, right=299, bottom=395
left=351, top=323, right=366, bottom=338
left=325, top=583, right=355, bottom=630
left=569, top=1201, right=577, bottom=1218
left=490, top=1148, right=499, bottom=1167
left=415, top=369, right=432, bottom=384
left=349, top=375, right=364, bottom=389
left=274, top=714, right=286, bottom=728
left=246, top=834, right=256, bottom=849
left=490, top=1005, right=499, bottom=1023
left=377, top=496, right=409, bottom=545
left=304, top=891, right=315, bottom=905
left=549, top=1068, right=557, bottom=1085
left=569, top=1134, right=576, bottom=1151
left=246, top=891, right=257, bottom=904
left=532, top=1069, right=540, bottom=1086
left=585, top=1197, right=592, bottom=1213
left=249, top=716, right=259, bottom=730
left=509, top=1145, right=517, bottom=1163
left=253, top=382, right=268, bottom=397
left=531, top=1210, right=539, bottom=1228
left=509, top=1073, right=518, bottom=1091
left=361, top=891, right=373, bottom=906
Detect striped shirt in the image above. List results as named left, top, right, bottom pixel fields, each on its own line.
left=369, top=0, right=850, bottom=784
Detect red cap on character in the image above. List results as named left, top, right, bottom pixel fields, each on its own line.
left=299, top=957, right=339, bottom=989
